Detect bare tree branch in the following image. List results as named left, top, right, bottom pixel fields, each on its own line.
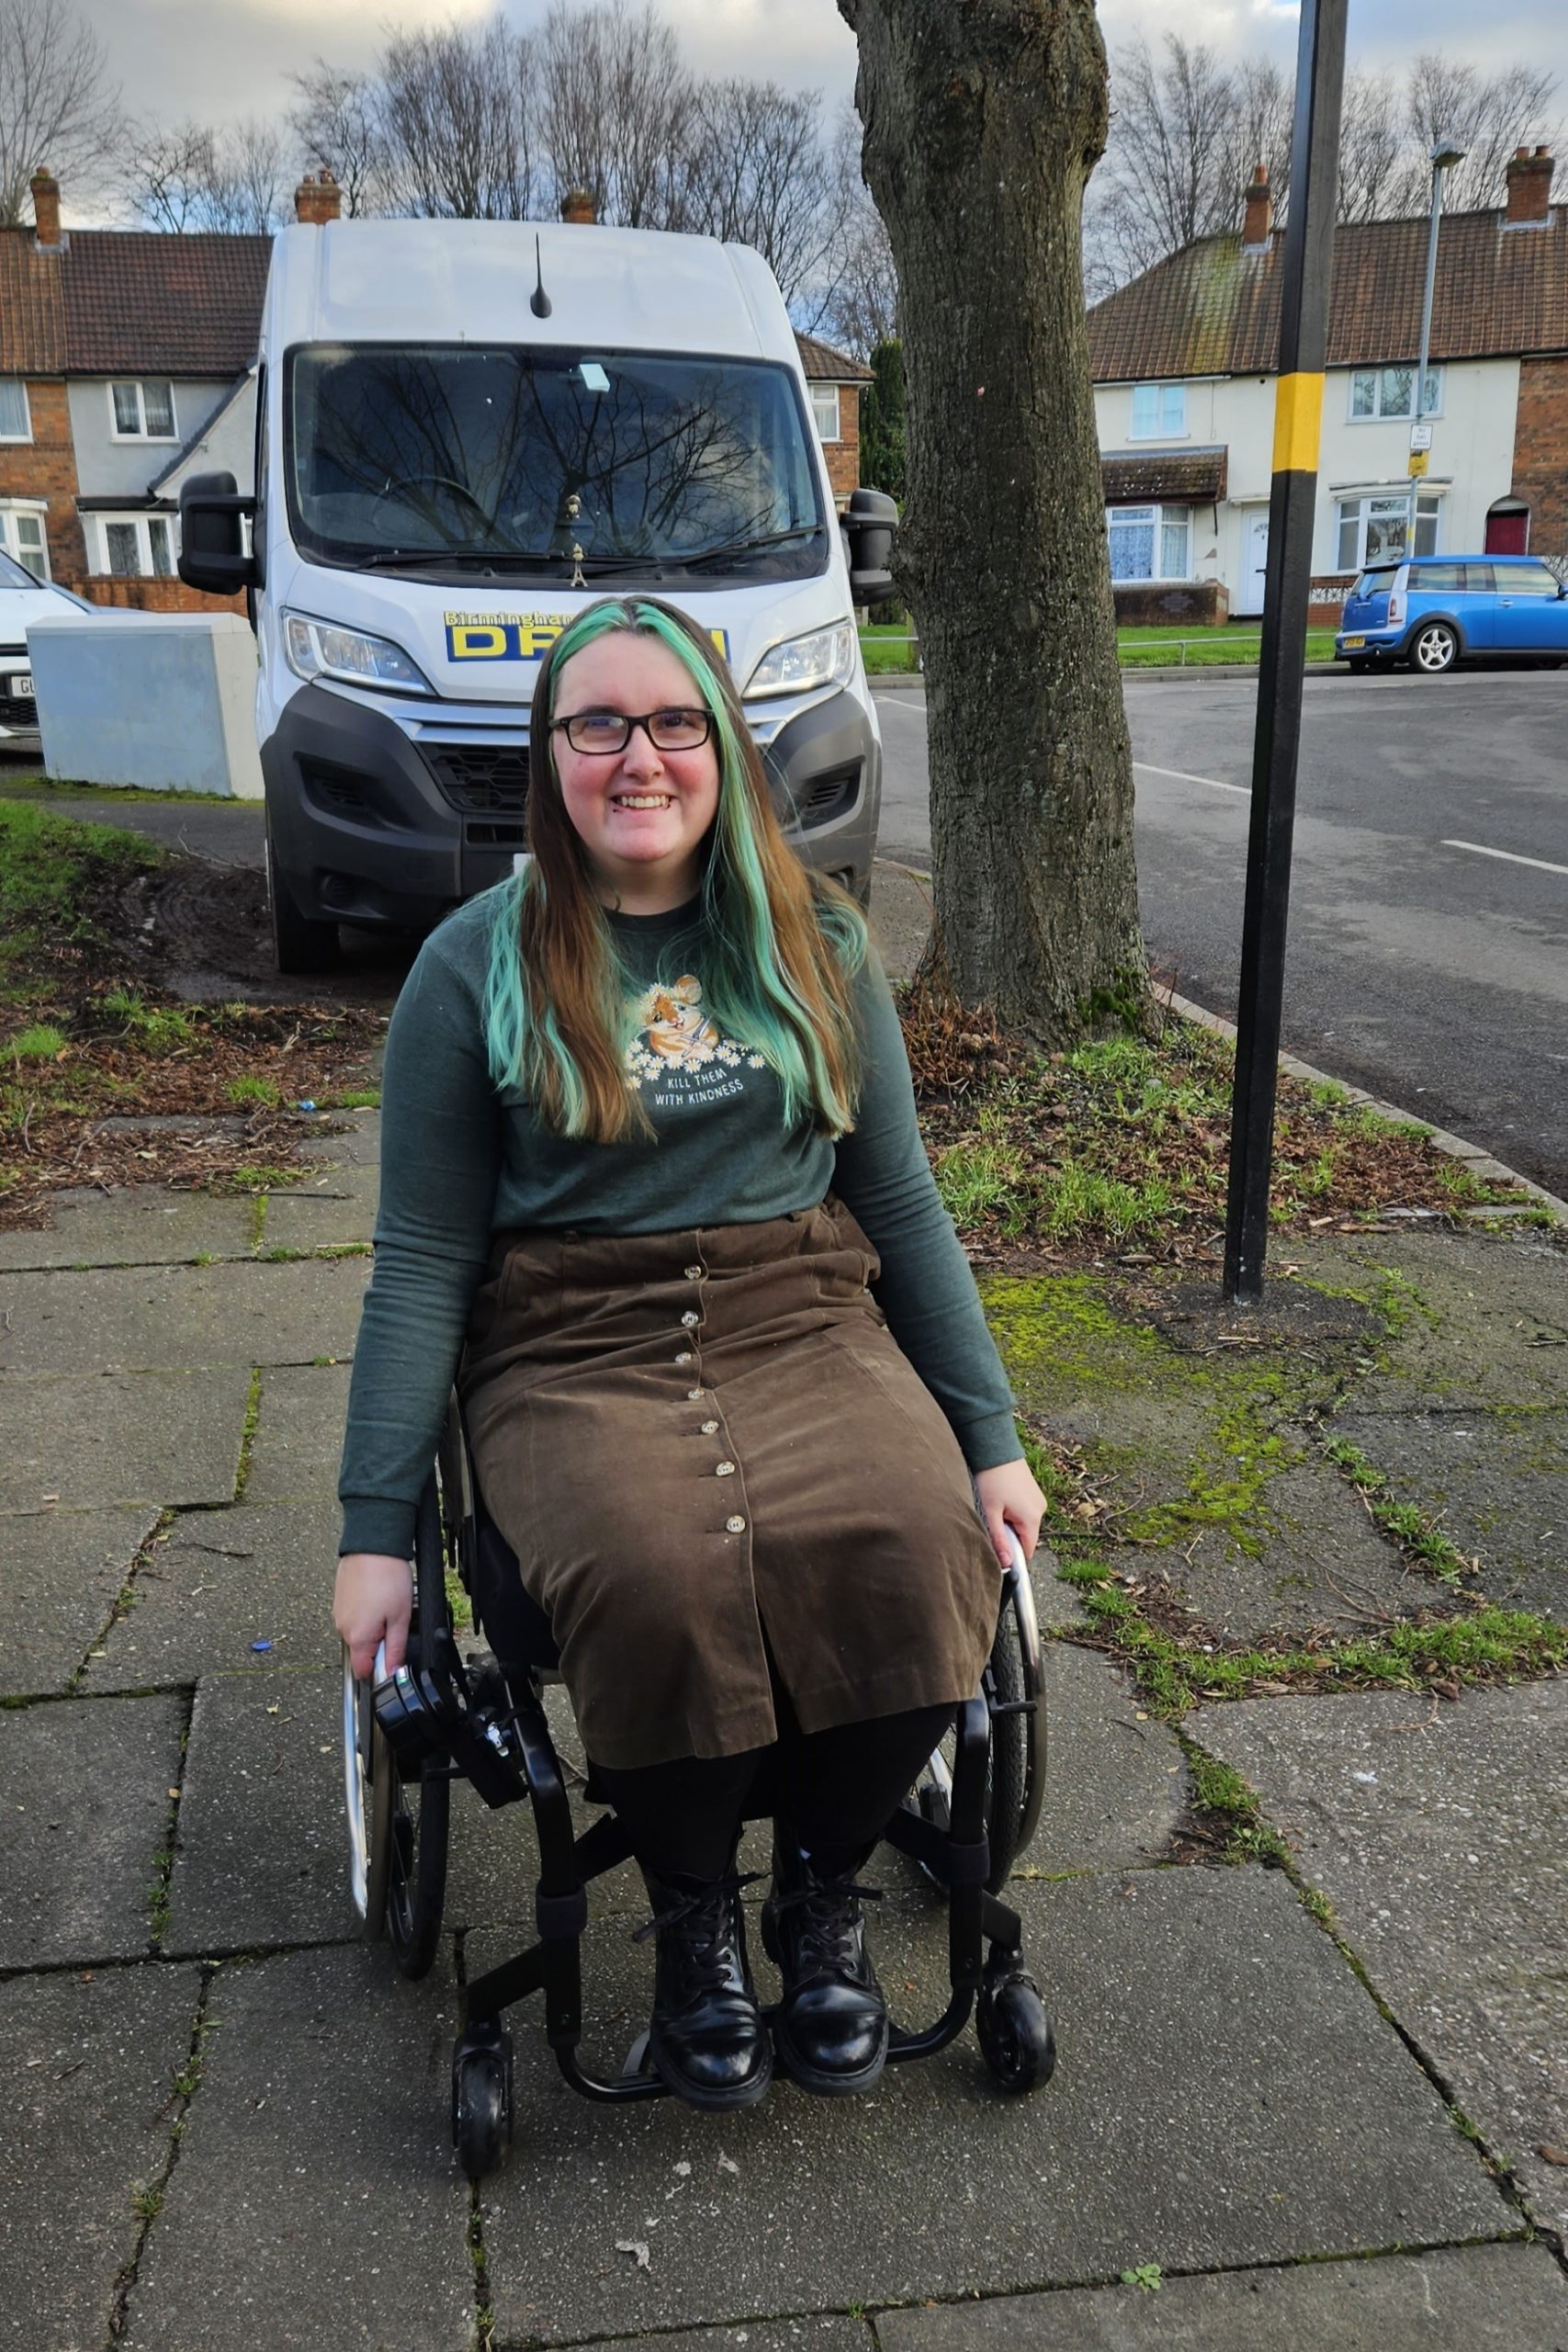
left=0, top=0, right=123, bottom=224
left=287, top=63, right=391, bottom=218
left=119, top=116, right=289, bottom=234
left=378, top=17, right=534, bottom=220
left=536, top=0, right=691, bottom=229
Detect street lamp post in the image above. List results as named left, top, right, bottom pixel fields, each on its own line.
left=1407, top=138, right=1465, bottom=555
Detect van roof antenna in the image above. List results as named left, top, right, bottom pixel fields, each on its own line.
left=531, top=234, right=552, bottom=319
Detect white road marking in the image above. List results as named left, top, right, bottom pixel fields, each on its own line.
left=872, top=695, right=926, bottom=719
left=1135, top=762, right=1249, bottom=797
left=1442, top=838, right=1568, bottom=878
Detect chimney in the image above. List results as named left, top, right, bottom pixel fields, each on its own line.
left=1242, top=163, right=1272, bottom=251
left=294, top=167, right=342, bottom=227
left=1504, top=145, right=1554, bottom=228
left=30, top=168, right=62, bottom=252
left=561, top=187, right=597, bottom=225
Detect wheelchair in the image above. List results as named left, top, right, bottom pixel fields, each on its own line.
left=341, top=1400, right=1055, bottom=2177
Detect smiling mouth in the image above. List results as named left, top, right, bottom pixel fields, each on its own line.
left=613, top=793, right=673, bottom=810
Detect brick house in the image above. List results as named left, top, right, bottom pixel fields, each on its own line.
left=0, top=169, right=268, bottom=610
left=0, top=169, right=871, bottom=606
left=1087, top=148, right=1568, bottom=624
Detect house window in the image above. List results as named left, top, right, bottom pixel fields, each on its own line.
left=809, top=383, right=840, bottom=443
left=1130, top=383, right=1186, bottom=439
left=96, top=513, right=177, bottom=578
left=0, top=506, right=50, bottom=579
left=0, top=380, right=31, bottom=441
left=1348, top=367, right=1441, bottom=422
left=1106, top=503, right=1191, bottom=582
left=1336, top=492, right=1440, bottom=571
left=109, top=381, right=177, bottom=440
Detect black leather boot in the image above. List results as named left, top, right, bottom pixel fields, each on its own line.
left=761, top=1827, right=888, bottom=2096
left=637, top=1871, right=773, bottom=2111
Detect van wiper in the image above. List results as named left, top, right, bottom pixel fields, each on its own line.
left=354, top=548, right=645, bottom=576
left=673, top=525, right=826, bottom=571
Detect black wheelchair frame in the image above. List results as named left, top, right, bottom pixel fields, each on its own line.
left=343, top=1403, right=1055, bottom=2177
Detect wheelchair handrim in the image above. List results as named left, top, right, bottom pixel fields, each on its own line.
left=342, top=1645, right=372, bottom=1918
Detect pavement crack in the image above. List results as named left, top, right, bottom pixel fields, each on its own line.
left=65, top=1509, right=178, bottom=1692
left=102, top=1962, right=218, bottom=2347
left=231, top=1365, right=264, bottom=1501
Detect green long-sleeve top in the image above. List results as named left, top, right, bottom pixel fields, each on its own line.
left=337, top=886, right=1021, bottom=1557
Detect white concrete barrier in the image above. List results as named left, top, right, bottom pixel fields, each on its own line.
left=28, top=612, right=263, bottom=798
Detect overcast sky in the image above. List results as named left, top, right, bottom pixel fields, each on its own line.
left=80, top=0, right=1568, bottom=205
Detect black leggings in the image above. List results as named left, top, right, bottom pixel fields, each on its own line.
left=594, top=1700, right=954, bottom=1883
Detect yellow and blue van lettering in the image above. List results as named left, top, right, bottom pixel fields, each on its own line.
left=445, top=612, right=730, bottom=665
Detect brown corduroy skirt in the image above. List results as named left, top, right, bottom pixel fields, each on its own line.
left=457, top=1195, right=1002, bottom=1771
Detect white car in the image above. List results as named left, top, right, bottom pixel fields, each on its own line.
left=0, top=552, right=97, bottom=749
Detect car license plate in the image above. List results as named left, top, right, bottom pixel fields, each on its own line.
left=6, top=672, right=33, bottom=697
left=1340, top=636, right=1366, bottom=650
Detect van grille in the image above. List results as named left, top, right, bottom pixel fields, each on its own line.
left=427, top=745, right=530, bottom=815
left=0, top=694, right=36, bottom=727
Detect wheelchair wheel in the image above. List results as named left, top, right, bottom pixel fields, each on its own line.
left=452, top=2019, right=514, bottom=2180
left=911, top=1572, right=1045, bottom=1895
left=976, top=1967, right=1055, bottom=2095
left=343, top=1462, right=455, bottom=1981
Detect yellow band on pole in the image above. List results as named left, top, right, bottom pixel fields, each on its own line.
left=1271, top=371, right=1325, bottom=474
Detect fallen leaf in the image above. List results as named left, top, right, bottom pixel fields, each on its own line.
left=1539, top=2143, right=1568, bottom=2167
left=615, top=2240, right=651, bottom=2269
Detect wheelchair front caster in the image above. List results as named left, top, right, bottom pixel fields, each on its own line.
left=976, top=1969, right=1055, bottom=2095
left=452, top=2019, right=514, bottom=2178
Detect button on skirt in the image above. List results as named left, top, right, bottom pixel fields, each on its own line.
left=457, top=1197, right=1003, bottom=1770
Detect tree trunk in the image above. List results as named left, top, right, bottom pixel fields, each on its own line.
left=839, top=0, right=1149, bottom=1039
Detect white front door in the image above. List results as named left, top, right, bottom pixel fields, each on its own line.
left=1239, top=513, right=1269, bottom=616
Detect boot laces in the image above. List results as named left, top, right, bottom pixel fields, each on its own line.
left=773, top=1873, right=883, bottom=1973
left=634, top=1871, right=762, bottom=1996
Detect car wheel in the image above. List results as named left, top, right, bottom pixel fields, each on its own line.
left=1411, top=622, right=1458, bottom=674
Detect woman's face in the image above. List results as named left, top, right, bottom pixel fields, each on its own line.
left=550, top=633, right=722, bottom=913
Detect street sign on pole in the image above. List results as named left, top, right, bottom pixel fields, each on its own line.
left=1222, top=0, right=1348, bottom=1304
left=1410, top=423, right=1433, bottom=451
left=1408, top=448, right=1430, bottom=477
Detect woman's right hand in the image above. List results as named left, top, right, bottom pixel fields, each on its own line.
left=333, top=1552, right=414, bottom=1684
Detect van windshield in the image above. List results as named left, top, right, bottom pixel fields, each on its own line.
left=286, top=345, right=828, bottom=583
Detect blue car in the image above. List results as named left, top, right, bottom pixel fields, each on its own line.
left=1335, top=554, right=1568, bottom=674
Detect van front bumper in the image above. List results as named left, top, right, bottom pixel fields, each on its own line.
left=261, top=680, right=881, bottom=932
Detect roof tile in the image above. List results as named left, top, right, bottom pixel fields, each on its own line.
left=0, top=230, right=270, bottom=377
left=1089, top=206, right=1568, bottom=382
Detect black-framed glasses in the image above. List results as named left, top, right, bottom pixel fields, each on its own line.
left=550, top=707, right=714, bottom=755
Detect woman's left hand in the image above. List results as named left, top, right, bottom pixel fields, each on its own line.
left=975, top=1456, right=1047, bottom=1569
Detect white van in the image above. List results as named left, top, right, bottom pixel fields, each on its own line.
left=178, top=219, right=895, bottom=971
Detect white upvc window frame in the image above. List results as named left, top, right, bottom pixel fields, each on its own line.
left=809, top=382, right=841, bottom=443
left=0, top=501, right=51, bottom=579
left=0, top=379, right=33, bottom=442
left=107, top=379, right=178, bottom=442
left=1347, top=365, right=1443, bottom=423
left=1335, top=490, right=1441, bottom=571
left=1105, top=502, right=1194, bottom=583
left=93, top=511, right=179, bottom=579
left=1129, top=381, right=1187, bottom=440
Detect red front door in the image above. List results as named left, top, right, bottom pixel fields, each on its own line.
left=1486, top=508, right=1529, bottom=555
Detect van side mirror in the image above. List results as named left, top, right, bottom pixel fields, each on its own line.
left=841, top=487, right=897, bottom=604
left=178, top=470, right=257, bottom=595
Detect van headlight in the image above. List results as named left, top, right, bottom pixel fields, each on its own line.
left=744, top=620, right=856, bottom=700
left=283, top=612, right=433, bottom=695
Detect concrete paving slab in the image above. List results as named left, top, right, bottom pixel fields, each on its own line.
left=164, top=1668, right=358, bottom=1955
left=479, top=1869, right=1505, bottom=2345
left=1139, top=1453, right=1454, bottom=1645
left=1329, top=1406, right=1568, bottom=1620
left=1301, top=1228, right=1568, bottom=1416
left=82, top=1502, right=340, bottom=1691
left=259, top=1187, right=376, bottom=1248
left=0, top=1504, right=158, bottom=1697
left=297, top=1105, right=381, bottom=1169
left=1188, top=1680, right=1568, bottom=2245
left=0, top=1255, right=369, bottom=1375
left=243, top=1362, right=352, bottom=1502
left=0, top=1692, right=185, bottom=1965
left=120, top=1946, right=471, bottom=2352
left=874, top=2243, right=1568, bottom=2350
left=0, top=1962, right=200, bottom=2352
left=0, top=1366, right=251, bottom=1509
left=0, top=1185, right=255, bottom=1270
left=1029, top=1645, right=1186, bottom=1874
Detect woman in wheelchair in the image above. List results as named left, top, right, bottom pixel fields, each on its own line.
left=333, top=594, right=1044, bottom=2114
